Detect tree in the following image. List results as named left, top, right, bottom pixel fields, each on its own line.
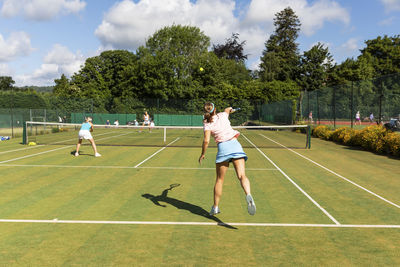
left=259, top=7, right=301, bottom=82
left=212, top=33, right=248, bottom=62
left=0, top=76, right=15, bottom=91
left=358, top=35, right=400, bottom=76
left=299, top=43, right=334, bottom=92
left=122, top=25, right=211, bottom=100
left=53, top=74, right=72, bottom=96
left=70, top=50, right=137, bottom=110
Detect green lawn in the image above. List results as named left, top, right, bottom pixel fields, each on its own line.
left=0, top=129, right=399, bottom=266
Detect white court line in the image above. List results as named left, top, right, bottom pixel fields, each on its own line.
left=0, top=146, right=71, bottom=164
left=134, top=137, right=181, bottom=168
left=0, top=130, right=120, bottom=156
left=0, top=132, right=133, bottom=164
left=0, top=163, right=277, bottom=171
left=0, top=145, right=45, bottom=155
left=0, top=218, right=399, bottom=228
left=260, top=134, right=400, bottom=210
left=242, top=134, right=340, bottom=225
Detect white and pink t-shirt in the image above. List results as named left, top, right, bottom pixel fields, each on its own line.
left=203, top=112, right=239, bottom=143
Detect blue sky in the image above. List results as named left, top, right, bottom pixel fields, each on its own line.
left=0, top=0, right=399, bottom=86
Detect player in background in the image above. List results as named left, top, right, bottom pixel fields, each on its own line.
left=75, top=117, right=101, bottom=157
left=199, top=102, right=256, bottom=216
left=140, top=111, right=150, bottom=132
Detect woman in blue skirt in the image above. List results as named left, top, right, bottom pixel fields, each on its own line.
left=199, top=102, right=256, bottom=216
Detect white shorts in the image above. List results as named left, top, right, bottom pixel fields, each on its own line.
left=144, top=120, right=150, bottom=125
left=78, top=130, right=93, bottom=140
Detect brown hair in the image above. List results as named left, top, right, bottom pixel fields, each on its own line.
left=203, top=102, right=216, bottom=123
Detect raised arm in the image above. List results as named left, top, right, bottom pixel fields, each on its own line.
left=224, top=107, right=234, bottom=115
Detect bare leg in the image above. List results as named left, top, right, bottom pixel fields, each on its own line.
left=232, top=158, right=256, bottom=215
left=76, top=139, right=82, bottom=153
left=88, top=138, right=98, bottom=154
left=213, top=161, right=229, bottom=208
left=232, top=158, right=251, bottom=195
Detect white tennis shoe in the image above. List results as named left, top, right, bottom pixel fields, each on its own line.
left=246, top=194, right=256, bottom=215
left=209, top=206, right=220, bottom=216
left=95, top=153, right=101, bottom=157
left=74, top=152, right=79, bottom=157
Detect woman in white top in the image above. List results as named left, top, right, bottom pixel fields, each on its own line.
left=199, top=102, right=255, bottom=216
left=75, top=117, right=101, bottom=157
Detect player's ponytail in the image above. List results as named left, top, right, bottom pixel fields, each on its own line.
left=203, top=102, right=216, bottom=123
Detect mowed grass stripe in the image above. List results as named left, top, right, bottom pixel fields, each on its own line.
left=0, top=167, right=99, bottom=218
left=257, top=138, right=400, bottom=225
left=15, top=168, right=152, bottom=265
left=0, top=166, right=155, bottom=264
left=143, top=146, right=334, bottom=224
left=261, top=133, right=400, bottom=210
left=279, top=135, right=400, bottom=204
left=241, top=133, right=340, bottom=225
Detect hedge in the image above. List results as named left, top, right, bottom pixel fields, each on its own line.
left=312, top=125, right=400, bottom=157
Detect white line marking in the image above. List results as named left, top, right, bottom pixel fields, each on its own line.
left=242, top=134, right=340, bottom=225
left=0, top=218, right=398, bottom=228
left=0, top=146, right=71, bottom=164
left=0, top=163, right=277, bottom=171
left=0, top=145, right=45, bottom=155
left=260, top=134, right=400, bottom=210
left=0, top=132, right=133, bottom=164
left=134, top=137, right=181, bottom=168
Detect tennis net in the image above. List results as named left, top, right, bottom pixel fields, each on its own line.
left=23, top=121, right=311, bottom=149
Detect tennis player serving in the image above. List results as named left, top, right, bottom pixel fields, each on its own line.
left=199, top=102, right=256, bottom=216
left=75, top=117, right=101, bottom=157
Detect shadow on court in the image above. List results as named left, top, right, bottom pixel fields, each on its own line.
left=142, top=184, right=237, bottom=230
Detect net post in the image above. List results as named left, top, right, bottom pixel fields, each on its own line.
left=22, top=121, right=27, bottom=145
left=164, top=127, right=166, bottom=143
left=306, top=125, right=311, bottom=149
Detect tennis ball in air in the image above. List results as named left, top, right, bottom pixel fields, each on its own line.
left=199, top=67, right=204, bottom=72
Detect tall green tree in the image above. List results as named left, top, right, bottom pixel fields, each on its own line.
left=358, top=35, right=400, bottom=76
left=299, top=43, right=334, bottom=92
left=259, top=7, right=301, bottom=82
left=53, top=74, right=73, bottom=96
left=70, top=50, right=137, bottom=110
left=122, top=25, right=211, bottom=100
left=212, top=33, right=248, bottom=62
left=0, top=76, right=15, bottom=91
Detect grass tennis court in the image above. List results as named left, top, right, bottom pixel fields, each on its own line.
left=0, top=128, right=400, bottom=265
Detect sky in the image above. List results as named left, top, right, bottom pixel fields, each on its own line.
left=0, top=0, right=399, bottom=87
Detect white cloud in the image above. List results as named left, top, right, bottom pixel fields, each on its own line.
left=341, top=38, right=359, bottom=52
left=0, top=63, right=13, bottom=76
left=381, top=0, right=400, bottom=12
left=94, top=0, right=350, bottom=71
left=0, top=31, right=33, bottom=62
left=245, top=0, right=350, bottom=36
left=1, top=0, right=86, bottom=21
left=15, top=44, right=84, bottom=86
left=379, top=16, right=396, bottom=26
left=95, top=0, right=239, bottom=50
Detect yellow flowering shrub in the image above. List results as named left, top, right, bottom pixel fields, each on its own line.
left=312, top=124, right=400, bottom=157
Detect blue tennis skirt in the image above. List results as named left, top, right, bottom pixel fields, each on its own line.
left=216, top=138, right=248, bottom=163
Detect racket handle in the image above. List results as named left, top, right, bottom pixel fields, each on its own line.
left=232, top=108, right=241, bottom=112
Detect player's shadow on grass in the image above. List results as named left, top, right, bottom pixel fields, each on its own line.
left=142, top=184, right=237, bottom=230
left=70, top=150, right=93, bottom=156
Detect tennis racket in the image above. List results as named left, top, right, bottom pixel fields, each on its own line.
left=169, top=183, right=181, bottom=189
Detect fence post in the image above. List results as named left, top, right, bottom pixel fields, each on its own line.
left=22, top=121, right=27, bottom=145
left=333, top=86, right=336, bottom=128
left=379, top=79, right=383, bottom=124
left=351, top=81, right=354, bottom=129
left=316, top=89, right=320, bottom=125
